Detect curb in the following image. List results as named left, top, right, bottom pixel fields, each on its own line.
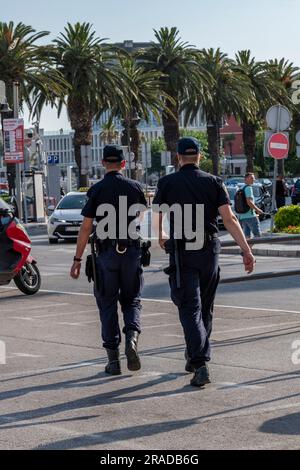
left=221, top=247, right=300, bottom=258
left=25, top=224, right=47, bottom=237
left=220, top=268, right=300, bottom=283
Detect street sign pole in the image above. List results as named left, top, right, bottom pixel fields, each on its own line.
left=13, top=82, right=23, bottom=221
left=270, top=107, right=282, bottom=233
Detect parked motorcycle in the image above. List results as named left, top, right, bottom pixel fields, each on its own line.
left=0, top=197, right=41, bottom=295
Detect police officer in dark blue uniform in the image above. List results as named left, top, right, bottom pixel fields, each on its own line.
left=70, top=145, right=147, bottom=376
left=153, top=137, right=255, bottom=387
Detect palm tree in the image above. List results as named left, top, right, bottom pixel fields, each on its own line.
left=234, top=50, right=286, bottom=173
left=186, top=48, right=253, bottom=175
left=99, top=118, right=120, bottom=144
left=0, top=21, right=67, bottom=193
left=112, top=56, right=168, bottom=179
left=266, top=58, right=299, bottom=174
left=54, top=22, right=126, bottom=187
left=137, top=27, right=208, bottom=166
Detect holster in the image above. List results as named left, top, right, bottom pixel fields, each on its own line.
left=85, top=255, right=94, bottom=283
left=86, top=234, right=100, bottom=291
left=141, top=240, right=151, bottom=267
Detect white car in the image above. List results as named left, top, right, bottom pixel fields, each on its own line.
left=47, top=191, right=87, bottom=244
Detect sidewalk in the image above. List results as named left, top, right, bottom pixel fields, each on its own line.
left=221, top=242, right=300, bottom=258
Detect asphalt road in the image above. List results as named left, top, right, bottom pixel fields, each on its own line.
left=0, top=236, right=299, bottom=450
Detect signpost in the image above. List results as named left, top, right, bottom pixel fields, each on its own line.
left=267, top=133, right=289, bottom=160
left=3, top=118, right=24, bottom=164
left=161, top=151, right=171, bottom=167
left=47, top=155, right=60, bottom=165
left=0, top=80, right=6, bottom=104
left=265, top=105, right=292, bottom=232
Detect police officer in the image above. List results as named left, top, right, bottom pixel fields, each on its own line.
left=70, top=145, right=147, bottom=375
left=153, top=137, right=255, bottom=387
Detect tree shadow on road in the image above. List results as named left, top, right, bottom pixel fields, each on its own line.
left=259, top=411, right=300, bottom=435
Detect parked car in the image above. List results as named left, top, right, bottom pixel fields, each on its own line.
left=224, top=177, right=244, bottom=186
left=47, top=191, right=87, bottom=244
left=256, top=178, right=273, bottom=195
left=285, top=177, right=298, bottom=196
left=217, top=183, right=272, bottom=229
left=291, top=179, right=300, bottom=204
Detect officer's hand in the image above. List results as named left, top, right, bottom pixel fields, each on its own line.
left=242, top=251, right=256, bottom=274
left=159, top=237, right=169, bottom=250
left=70, top=261, right=81, bottom=279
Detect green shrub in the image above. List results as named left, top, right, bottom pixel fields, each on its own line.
left=274, top=205, right=300, bottom=231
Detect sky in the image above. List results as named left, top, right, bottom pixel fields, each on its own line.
left=2, top=0, right=300, bottom=131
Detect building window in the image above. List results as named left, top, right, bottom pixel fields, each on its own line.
left=235, top=167, right=241, bottom=175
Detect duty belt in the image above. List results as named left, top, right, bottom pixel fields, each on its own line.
left=181, top=232, right=218, bottom=248
left=96, top=238, right=141, bottom=255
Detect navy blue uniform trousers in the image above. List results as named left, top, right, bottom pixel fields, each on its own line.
left=94, top=246, right=143, bottom=350
left=169, top=238, right=221, bottom=367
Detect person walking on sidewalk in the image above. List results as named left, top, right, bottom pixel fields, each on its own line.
left=238, top=173, right=263, bottom=239
left=153, top=137, right=255, bottom=388
left=70, top=145, right=147, bottom=376
left=276, top=175, right=288, bottom=209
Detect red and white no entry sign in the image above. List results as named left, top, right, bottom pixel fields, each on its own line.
left=267, top=132, right=289, bottom=160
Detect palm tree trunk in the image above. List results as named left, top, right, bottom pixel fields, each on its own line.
left=162, top=100, right=179, bottom=168
left=73, top=126, right=93, bottom=188
left=68, top=99, right=93, bottom=188
left=242, top=120, right=256, bottom=173
left=130, top=124, right=140, bottom=180
left=207, top=122, right=219, bottom=176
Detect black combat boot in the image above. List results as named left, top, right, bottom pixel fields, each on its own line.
left=184, top=349, right=195, bottom=373
left=125, top=330, right=141, bottom=371
left=105, top=348, right=121, bottom=375
left=190, top=363, right=211, bottom=387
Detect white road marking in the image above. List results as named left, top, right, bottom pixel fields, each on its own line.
left=2, top=286, right=300, bottom=316
left=215, top=320, right=300, bottom=334
left=162, top=334, right=183, bottom=338
left=0, top=361, right=101, bottom=379
left=1, top=303, right=69, bottom=313
left=143, top=323, right=179, bottom=329
left=7, top=353, right=44, bottom=358
left=58, top=320, right=98, bottom=326
left=144, top=312, right=173, bottom=317
left=10, top=309, right=98, bottom=321
left=217, top=382, right=263, bottom=390
left=215, top=304, right=300, bottom=315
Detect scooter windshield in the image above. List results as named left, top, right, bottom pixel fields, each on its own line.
left=0, top=197, right=11, bottom=211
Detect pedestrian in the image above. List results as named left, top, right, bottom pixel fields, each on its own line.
left=237, top=173, right=263, bottom=239
left=276, top=175, right=287, bottom=209
left=153, top=137, right=255, bottom=387
left=70, top=145, right=148, bottom=375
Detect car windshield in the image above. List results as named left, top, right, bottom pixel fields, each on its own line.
left=294, top=180, right=300, bottom=189
left=57, top=194, right=87, bottom=210
left=227, top=187, right=236, bottom=200
left=0, top=197, right=11, bottom=211
left=252, top=186, right=261, bottom=197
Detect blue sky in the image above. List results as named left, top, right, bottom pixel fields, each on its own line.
left=4, top=0, right=300, bottom=130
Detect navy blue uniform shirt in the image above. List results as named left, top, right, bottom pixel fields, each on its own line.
left=152, top=164, right=230, bottom=235
left=82, top=171, right=147, bottom=238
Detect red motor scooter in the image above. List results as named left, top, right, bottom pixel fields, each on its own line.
left=0, top=197, right=41, bottom=295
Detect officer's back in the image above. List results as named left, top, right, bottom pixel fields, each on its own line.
left=72, top=145, right=147, bottom=376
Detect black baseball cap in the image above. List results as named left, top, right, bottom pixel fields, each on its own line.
left=177, top=137, right=200, bottom=156
left=103, top=145, right=124, bottom=162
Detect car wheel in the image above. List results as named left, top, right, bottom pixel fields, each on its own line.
left=49, top=238, right=58, bottom=244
